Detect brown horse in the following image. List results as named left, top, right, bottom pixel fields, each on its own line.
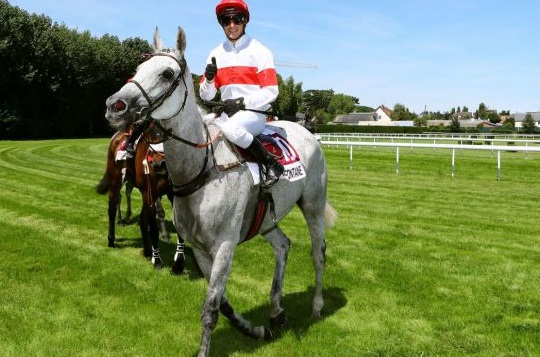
left=96, top=130, right=185, bottom=273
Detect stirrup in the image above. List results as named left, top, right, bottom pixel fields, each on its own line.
left=262, top=162, right=283, bottom=188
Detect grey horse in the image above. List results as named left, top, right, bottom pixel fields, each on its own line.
left=105, top=27, right=336, bottom=357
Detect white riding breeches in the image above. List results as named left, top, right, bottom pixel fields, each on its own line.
left=217, top=110, right=266, bottom=149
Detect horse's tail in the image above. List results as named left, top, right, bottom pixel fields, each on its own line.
left=95, top=173, right=109, bottom=195
left=324, top=202, right=337, bottom=229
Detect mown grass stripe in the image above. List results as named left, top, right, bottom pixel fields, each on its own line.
left=1, top=139, right=540, bottom=356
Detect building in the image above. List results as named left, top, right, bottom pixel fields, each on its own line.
left=514, top=112, right=540, bottom=128
left=332, top=105, right=395, bottom=126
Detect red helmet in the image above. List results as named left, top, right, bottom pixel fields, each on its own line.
left=215, top=0, right=250, bottom=22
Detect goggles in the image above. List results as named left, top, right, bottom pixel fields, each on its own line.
left=219, top=14, right=245, bottom=26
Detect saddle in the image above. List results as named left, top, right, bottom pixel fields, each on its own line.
left=117, top=133, right=168, bottom=176
left=235, top=133, right=284, bottom=163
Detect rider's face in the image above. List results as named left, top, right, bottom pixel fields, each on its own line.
left=220, top=16, right=246, bottom=43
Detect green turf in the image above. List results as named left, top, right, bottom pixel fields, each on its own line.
left=1, top=138, right=539, bottom=356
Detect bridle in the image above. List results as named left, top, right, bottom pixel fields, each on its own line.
left=128, top=51, right=189, bottom=122
left=127, top=50, right=225, bottom=196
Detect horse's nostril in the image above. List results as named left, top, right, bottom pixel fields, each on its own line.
left=115, top=100, right=126, bottom=111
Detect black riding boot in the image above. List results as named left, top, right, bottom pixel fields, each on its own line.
left=247, top=139, right=284, bottom=187
left=125, top=121, right=147, bottom=159
left=125, top=136, right=136, bottom=159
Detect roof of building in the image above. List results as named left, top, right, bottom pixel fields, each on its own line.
left=376, top=104, right=393, bottom=117
left=333, top=113, right=377, bottom=124
left=514, top=112, right=540, bottom=122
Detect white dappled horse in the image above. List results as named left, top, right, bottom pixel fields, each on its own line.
left=105, top=27, right=336, bottom=357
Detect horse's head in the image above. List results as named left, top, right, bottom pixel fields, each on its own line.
left=105, top=27, right=189, bottom=131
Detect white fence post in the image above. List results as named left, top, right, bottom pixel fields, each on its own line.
left=451, top=149, right=455, bottom=177
left=396, top=147, right=400, bottom=174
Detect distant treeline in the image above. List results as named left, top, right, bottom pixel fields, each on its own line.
left=0, top=0, right=154, bottom=139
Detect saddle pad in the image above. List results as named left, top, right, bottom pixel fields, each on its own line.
left=115, top=138, right=164, bottom=162
left=246, top=127, right=306, bottom=184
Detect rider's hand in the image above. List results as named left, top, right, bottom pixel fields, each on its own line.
left=205, top=57, right=217, bottom=82
left=223, top=97, right=245, bottom=117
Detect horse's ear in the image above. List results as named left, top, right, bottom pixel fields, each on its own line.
left=176, top=27, right=186, bottom=54
left=153, top=26, right=165, bottom=51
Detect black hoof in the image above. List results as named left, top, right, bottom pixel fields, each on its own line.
left=270, top=311, right=287, bottom=328
left=171, top=260, right=185, bottom=275
left=263, top=327, right=273, bottom=341
left=153, top=259, right=163, bottom=270
left=108, top=241, right=115, bottom=248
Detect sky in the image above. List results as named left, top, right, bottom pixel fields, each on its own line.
left=8, top=0, right=540, bottom=114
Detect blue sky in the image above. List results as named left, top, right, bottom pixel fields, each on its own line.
left=9, top=0, right=540, bottom=114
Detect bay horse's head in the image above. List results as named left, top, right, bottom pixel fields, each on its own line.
left=105, top=27, right=188, bottom=131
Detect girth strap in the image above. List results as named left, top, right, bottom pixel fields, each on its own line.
left=241, top=189, right=277, bottom=244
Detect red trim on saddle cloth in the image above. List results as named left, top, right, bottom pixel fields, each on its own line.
left=236, top=134, right=285, bottom=162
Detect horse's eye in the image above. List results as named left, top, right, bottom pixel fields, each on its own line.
left=162, top=69, right=174, bottom=80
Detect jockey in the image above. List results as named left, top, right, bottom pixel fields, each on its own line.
left=124, top=120, right=148, bottom=159
left=199, top=0, right=284, bottom=186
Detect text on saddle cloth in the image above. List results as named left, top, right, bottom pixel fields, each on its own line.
left=243, top=127, right=307, bottom=185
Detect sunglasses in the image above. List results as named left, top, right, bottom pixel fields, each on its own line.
left=219, top=14, right=245, bottom=26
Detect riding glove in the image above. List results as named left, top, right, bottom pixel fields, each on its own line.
left=223, top=97, right=245, bottom=117
left=204, top=59, right=218, bottom=82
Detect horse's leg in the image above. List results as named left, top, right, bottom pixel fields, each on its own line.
left=139, top=205, right=152, bottom=258
left=125, top=180, right=133, bottom=222
left=171, top=234, right=186, bottom=275
left=193, top=243, right=270, bottom=357
left=298, top=202, right=327, bottom=318
left=154, top=197, right=170, bottom=242
left=107, top=200, right=117, bottom=248
left=108, top=182, right=122, bottom=248
left=116, top=191, right=124, bottom=226
left=263, top=227, right=291, bottom=328
left=140, top=204, right=162, bottom=269
left=148, top=206, right=163, bottom=269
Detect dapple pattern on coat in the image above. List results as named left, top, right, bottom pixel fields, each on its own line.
left=104, top=27, right=336, bottom=357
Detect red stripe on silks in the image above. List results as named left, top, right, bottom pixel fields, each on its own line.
left=257, top=68, right=278, bottom=87
left=216, top=66, right=277, bottom=87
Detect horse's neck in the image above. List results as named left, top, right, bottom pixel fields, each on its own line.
left=163, top=101, right=210, bottom=184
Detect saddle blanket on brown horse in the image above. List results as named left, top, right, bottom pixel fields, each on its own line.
left=115, top=137, right=164, bottom=162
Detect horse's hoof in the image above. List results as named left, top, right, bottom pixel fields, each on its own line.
left=270, top=311, right=287, bottom=328
left=170, top=261, right=185, bottom=275
left=152, top=258, right=163, bottom=270
left=263, top=327, right=273, bottom=341
left=108, top=241, right=115, bottom=248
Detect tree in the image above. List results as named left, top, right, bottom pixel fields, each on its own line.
left=275, top=74, right=303, bottom=118
left=449, top=117, right=461, bottom=132
left=414, top=113, right=429, bottom=127
left=487, top=111, right=500, bottom=124
left=522, top=113, right=537, bottom=134
left=300, top=89, right=334, bottom=123
left=475, top=102, right=488, bottom=119
left=327, top=93, right=357, bottom=118
left=392, top=103, right=417, bottom=121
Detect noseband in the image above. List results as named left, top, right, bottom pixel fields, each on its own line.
left=128, top=51, right=189, bottom=121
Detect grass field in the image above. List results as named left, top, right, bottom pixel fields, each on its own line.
left=1, top=138, right=540, bottom=356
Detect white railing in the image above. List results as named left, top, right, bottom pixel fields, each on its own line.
left=320, top=139, right=540, bottom=180
left=319, top=133, right=540, bottom=147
